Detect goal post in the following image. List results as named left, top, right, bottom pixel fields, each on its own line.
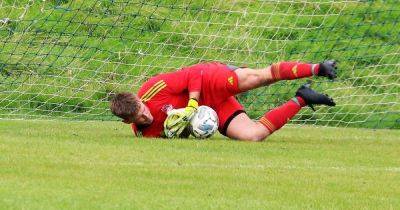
left=0, top=0, right=399, bottom=129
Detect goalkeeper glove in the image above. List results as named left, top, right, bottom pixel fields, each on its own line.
left=164, top=98, right=198, bottom=138
left=164, top=110, right=183, bottom=138
left=179, top=98, right=198, bottom=122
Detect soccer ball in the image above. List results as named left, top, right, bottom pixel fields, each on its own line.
left=190, top=106, right=219, bottom=139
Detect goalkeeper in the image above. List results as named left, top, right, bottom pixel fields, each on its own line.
left=110, top=61, right=337, bottom=141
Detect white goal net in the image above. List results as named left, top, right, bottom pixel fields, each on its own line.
left=0, top=0, right=399, bottom=128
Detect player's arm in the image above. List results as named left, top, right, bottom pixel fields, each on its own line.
left=186, top=67, right=202, bottom=100
left=164, top=91, right=200, bottom=138
left=182, top=91, right=199, bottom=120
left=164, top=69, right=203, bottom=138
left=183, top=74, right=202, bottom=118
left=177, top=69, right=202, bottom=118
left=189, top=91, right=200, bottom=101
left=170, top=68, right=203, bottom=114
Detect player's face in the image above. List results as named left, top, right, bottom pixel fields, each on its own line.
left=133, top=102, right=153, bottom=126
left=122, top=102, right=153, bottom=126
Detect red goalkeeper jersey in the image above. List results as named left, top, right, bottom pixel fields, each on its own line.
left=132, top=62, right=242, bottom=138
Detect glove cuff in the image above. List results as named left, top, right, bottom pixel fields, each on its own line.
left=187, top=98, right=198, bottom=109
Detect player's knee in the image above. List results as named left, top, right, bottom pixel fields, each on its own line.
left=249, top=133, right=269, bottom=142
left=239, top=129, right=269, bottom=142
left=244, top=135, right=263, bottom=142
left=226, top=114, right=271, bottom=142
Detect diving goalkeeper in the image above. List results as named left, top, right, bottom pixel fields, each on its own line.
left=110, top=61, right=337, bottom=141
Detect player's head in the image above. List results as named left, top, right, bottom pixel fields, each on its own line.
left=110, top=92, right=153, bottom=126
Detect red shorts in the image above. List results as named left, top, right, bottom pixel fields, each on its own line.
left=199, top=63, right=245, bottom=135
left=214, top=96, right=245, bottom=135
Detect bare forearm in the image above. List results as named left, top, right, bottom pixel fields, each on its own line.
left=189, top=91, right=200, bottom=101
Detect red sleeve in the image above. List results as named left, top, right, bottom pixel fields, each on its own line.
left=187, top=68, right=202, bottom=92
left=161, top=64, right=204, bottom=94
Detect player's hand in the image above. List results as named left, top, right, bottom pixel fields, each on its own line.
left=180, top=98, right=198, bottom=121
left=166, top=120, right=188, bottom=138
left=164, top=98, right=198, bottom=138
left=170, top=98, right=198, bottom=126
left=164, top=99, right=199, bottom=138
left=164, top=109, right=187, bottom=138
left=164, top=113, right=192, bottom=138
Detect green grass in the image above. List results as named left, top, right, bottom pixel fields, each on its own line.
left=1, top=120, right=399, bottom=209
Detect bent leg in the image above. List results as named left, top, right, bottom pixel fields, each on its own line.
left=225, top=97, right=306, bottom=141
left=226, top=113, right=271, bottom=141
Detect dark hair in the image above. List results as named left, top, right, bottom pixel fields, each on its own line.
left=110, top=92, right=140, bottom=120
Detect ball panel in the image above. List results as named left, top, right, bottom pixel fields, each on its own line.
left=190, top=106, right=219, bottom=139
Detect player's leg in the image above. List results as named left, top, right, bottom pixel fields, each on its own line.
left=225, top=112, right=269, bottom=141
left=225, top=85, right=336, bottom=141
left=234, top=61, right=337, bottom=92
left=225, top=97, right=305, bottom=141
left=216, top=95, right=300, bottom=141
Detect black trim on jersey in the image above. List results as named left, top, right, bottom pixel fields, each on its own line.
left=221, top=110, right=246, bottom=136
left=226, top=64, right=239, bottom=71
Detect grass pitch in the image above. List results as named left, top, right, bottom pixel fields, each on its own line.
left=0, top=120, right=399, bottom=209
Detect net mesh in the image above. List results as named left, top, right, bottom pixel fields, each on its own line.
left=1, top=0, right=399, bottom=129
